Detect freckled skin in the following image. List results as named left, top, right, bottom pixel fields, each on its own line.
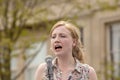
left=50, top=26, right=74, bottom=57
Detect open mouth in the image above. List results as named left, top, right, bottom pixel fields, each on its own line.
left=55, top=45, right=62, bottom=50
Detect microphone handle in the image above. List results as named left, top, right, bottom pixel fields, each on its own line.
left=45, top=55, right=54, bottom=80
left=47, top=67, right=54, bottom=80
left=46, top=60, right=54, bottom=80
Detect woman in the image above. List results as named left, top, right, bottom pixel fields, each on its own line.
left=35, top=21, right=98, bottom=80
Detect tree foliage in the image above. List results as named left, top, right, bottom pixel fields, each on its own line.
left=0, top=0, right=53, bottom=80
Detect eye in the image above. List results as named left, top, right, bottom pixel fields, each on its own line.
left=51, top=36, right=55, bottom=39
left=60, top=34, right=66, bottom=38
left=51, top=35, right=56, bottom=39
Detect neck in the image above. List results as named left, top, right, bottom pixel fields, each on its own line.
left=56, top=55, right=75, bottom=72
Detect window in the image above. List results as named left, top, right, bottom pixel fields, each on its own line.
left=110, top=22, right=120, bottom=78
left=11, top=42, right=47, bottom=80
left=11, top=57, right=17, bottom=79
left=25, top=42, right=47, bottom=80
left=80, top=27, right=84, bottom=45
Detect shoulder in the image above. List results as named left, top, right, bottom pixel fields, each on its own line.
left=35, top=62, right=47, bottom=80
left=36, top=62, right=47, bottom=71
left=88, top=66, right=98, bottom=80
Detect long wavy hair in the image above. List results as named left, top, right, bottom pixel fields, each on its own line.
left=50, top=21, right=84, bottom=63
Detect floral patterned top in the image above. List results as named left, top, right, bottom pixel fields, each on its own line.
left=42, top=58, right=90, bottom=80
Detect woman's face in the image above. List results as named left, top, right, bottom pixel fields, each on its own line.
left=50, top=26, right=75, bottom=56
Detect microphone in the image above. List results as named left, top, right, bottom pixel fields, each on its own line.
left=68, top=75, right=72, bottom=80
left=45, top=55, right=54, bottom=80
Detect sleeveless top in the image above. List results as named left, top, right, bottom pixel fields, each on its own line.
left=42, top=58, right=90, bottom=80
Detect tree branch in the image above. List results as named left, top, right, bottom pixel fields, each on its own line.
left=3, top=0, right=10, bottom=37
left=12, top=42, right=45, bottom=80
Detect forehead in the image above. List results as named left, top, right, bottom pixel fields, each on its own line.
left=51, top=26, right=71, bottom=34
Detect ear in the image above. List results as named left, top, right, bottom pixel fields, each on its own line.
left=72, top=39, right=76, bottom=47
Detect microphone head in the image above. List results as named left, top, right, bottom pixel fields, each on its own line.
left=45, top=55, right=53, bottom=63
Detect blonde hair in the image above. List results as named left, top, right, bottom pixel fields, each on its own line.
left=50, top=21, right=84, bottom=63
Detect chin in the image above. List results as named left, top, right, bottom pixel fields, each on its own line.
left=54, top=52, right=64, bottom=56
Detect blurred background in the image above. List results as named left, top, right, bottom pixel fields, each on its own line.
left=0, top=0, right=120, bottom=80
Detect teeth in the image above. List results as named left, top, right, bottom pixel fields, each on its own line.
left=55, top=45, right=62, bottom=49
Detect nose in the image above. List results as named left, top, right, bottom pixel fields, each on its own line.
left=54, top=36, right=60, bottom=43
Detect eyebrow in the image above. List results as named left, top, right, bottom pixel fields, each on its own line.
left=52, top=32, right=67, bottom=36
